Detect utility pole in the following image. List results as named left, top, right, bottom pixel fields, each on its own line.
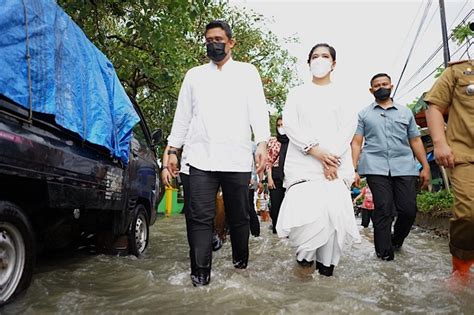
left=438, top=0, right=451, bottom=192
left=439, top=0, right=450, bottom=67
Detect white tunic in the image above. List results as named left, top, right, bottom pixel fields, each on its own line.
left=167, top=59, right=270, bottom=172
left=277, top=82, right=361, bottom=265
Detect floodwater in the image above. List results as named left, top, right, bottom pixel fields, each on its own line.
left=3, top=215, right=474, bottom=314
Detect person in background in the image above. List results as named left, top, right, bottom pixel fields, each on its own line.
left=351, top=73, right=430, bottom=262
left=267, top=116, right=289, bottom=234
left=248, top=141, right=262, bottom=237
left=425, top=57, right=474, bottom=283
left=353, top=183, right=375, bottom=228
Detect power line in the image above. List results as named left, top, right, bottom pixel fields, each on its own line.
left=393, top=0, right=433, bottom=98
left=416, top=4, right=440, bottom=48
left=391, top=0, right=426, bottom=67
left=398, top=8, right=473, bottom=94
left=398, top=41, right=469, bottom=100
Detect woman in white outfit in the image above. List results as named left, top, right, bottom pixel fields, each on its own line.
left=276, top=43, right=360, bottom=277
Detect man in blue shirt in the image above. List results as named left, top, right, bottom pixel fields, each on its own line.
left=351, top=73, right=430, bottom=261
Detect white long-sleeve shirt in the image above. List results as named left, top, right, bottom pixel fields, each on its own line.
left=282, top=82, right=357, bottom=187
left=167, top=58, right=270, bottom=172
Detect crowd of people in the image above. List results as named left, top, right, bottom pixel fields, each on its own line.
left=161, top=20, right=473, bottom=286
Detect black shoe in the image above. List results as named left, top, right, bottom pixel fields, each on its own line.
left=391, top=235, right=403, bottom=251
left=317, top=263, right=335, bottom=277
left=212, top=233, right=222, bottom=251
left=191, top=271, right=210, bottom=287
left=233, top=260, right=248, bottom=269
left=376, top=251, right=394, bottom=261
left=296, top=259, right=314, bottom=268
left=250, top=221, right=260, bottom=237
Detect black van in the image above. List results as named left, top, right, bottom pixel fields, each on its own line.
left=0, top=95, right=163, bottom=305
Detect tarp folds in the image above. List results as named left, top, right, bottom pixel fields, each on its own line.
left=0, top=0, right=140, bottom=164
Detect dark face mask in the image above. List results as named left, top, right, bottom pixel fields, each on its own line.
left=373, top=87, right=391, bottom=101
left=206, top=42, right=227, bottom=62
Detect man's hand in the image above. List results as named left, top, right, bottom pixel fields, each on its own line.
left=167, top=153, right=180, bottom=177
left=354, top=172, right=361, bottom=188
left=324, top=165, right=338, bottom=181
left=434, top=143, right=455, bottom=168
left=309, top=146, right=340, bottom=169
left=268, top=175, right=275, bottom=190
left=255, top=142, right=268, bottom=174
left=419, top=167, right=431, bottom=189
left=161, top=168, right=173, bottom=187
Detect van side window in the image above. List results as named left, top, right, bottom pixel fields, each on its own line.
left=132, top=123, right=148, bottom=147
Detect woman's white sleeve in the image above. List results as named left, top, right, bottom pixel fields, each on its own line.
left=282, top=89, right=318, bottom=152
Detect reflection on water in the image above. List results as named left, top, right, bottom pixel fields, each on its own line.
left=3, top=215, right=474, bottom=314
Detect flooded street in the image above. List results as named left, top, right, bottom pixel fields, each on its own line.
left=3, top=215, right=474, bottom=314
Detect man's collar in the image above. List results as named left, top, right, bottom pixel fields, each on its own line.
left=209, top=56, right=234, bottom=70
left=371, top=99, right=399, bottom=110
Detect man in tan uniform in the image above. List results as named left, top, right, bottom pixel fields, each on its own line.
left=425, top=58, right=474, bottom=282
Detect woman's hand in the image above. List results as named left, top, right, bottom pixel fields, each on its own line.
left=267, top=175, right=276, bottom=190
left=308, top=146, right=340, bottom=169
left=324, top=165, right=338, bottom=181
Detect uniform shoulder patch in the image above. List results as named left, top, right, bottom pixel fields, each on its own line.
left=447, top=59, right=470, bottom=66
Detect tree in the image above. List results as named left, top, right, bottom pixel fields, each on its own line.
left=451, top=23, right=473, bottom=46
left=58, top=0, right=298, bottom=140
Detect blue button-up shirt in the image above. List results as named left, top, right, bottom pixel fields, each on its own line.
left=355, top=101, right=420, bottom=176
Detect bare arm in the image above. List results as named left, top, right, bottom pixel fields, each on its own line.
left=351, top=134, right=364, bottom=187
left=409, top=136, right=431, bottom=189
left=161, top=145, right=174, bottom=186
left=426, top=104, right=454, bottom=168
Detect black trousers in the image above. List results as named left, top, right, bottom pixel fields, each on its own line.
left=269, top=178, right=286, bottom=233
left=188, top=166, right=250, bottom=276
left=180, top=173, right=192, bottom=247
left=248, top=189, right=260, bottom=237
left=366, top=175, right=417, bottom=258
left=361, top=208, right=373, bottom=227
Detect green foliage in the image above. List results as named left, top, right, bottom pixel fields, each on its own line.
left=58, top=0, right=298, bottom=142
left=407, top=94, right=429, bottom=115
left=407, top=97, right=420, bottom=113
left=417, top=190, right=454, bottom=215
left=451, top=24, right=473, bottom=46
left=434, top=66, right=445, bottom=78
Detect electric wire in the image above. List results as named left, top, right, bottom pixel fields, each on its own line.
left=398, top=7, right=473, bottom=94
left=393, top=0, right=433, bottom=98
left=391, top=0, right=426, bottom=67
left=397, top=41, right=469, bottom=100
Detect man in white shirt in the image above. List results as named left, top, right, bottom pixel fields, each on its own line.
left=165, top=20, right=270, bottom=286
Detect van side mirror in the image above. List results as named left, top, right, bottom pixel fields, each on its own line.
left=151, top=129, right=163, bottom=146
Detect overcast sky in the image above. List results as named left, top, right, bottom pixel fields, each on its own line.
left=229, top=0, right=473, bottom=111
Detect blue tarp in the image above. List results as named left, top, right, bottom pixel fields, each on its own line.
left=0, top=0, right=140, bottom=164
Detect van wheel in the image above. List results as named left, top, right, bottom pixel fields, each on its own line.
left=0, top=201, right=35, bottom=306
left=128, top=204, right=149, bottom=257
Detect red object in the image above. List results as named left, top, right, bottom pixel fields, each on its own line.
left=414, top=109, right=449, bottom=128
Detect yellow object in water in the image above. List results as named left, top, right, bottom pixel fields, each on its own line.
left=165, top=186, right=175, bottom=217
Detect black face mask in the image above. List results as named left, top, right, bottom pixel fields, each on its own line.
left=206, top=42, right=227, bottom=62
left=374, top=87, right=391, bottom=101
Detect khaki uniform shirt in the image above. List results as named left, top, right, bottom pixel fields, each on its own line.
left=424, top=60, right=474, bottom=163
